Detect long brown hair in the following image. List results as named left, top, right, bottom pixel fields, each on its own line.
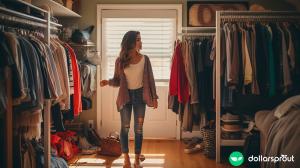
left=119, top=31, right=140, bottom=68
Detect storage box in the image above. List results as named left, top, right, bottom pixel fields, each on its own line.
left=63, top=0, right=73, bottom=10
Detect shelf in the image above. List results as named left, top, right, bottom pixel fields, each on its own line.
left=181, top=27, right=216, bottom=34
left=0, top=6, right=62, bottom=29
left=221, top=139, right=245, bottom=146
left=0, top=6, right=47, bottom=23
left=182, top=27, right=216, bottom=30
left=51, top=21, right=62, bottom=27
left=2, top=0, right=48, bottom=14
left=15, top=0, right=48, bottom=13
left=32, top=0, right=81, bottom=17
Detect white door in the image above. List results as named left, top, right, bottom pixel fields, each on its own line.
left=100, top=85, right=177, bottom=139
left=97, top=5, right=182, bottom=139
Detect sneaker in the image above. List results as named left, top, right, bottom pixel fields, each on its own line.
left=184, top=137, right=202, bottom=148
left=139, top=155, right=145, bottom=162
left=184, top=143, right=204, bottom=154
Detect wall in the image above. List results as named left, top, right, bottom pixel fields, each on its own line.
left=66, top=0, right=298, bottom=128
left=71, top=0, right=298, bottom=42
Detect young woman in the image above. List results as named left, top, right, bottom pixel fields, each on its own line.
left=100, top=31, right=158, bottom=168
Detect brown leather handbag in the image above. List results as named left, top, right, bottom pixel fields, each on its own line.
left=99, top=132, right=122, bottom=157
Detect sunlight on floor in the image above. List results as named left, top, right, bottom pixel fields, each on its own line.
left=70, top=153, right=166, bottom=168
left=69, top=166, right=164, bottom=168
left=77, top=158, right=106, bottom=164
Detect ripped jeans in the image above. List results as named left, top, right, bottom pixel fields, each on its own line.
left=120, top=87, right=146, bottom=154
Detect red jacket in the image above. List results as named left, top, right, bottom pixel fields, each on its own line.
left=65, top=44, right=82, bottom=116
left=169, top=42, right=189, bottom=103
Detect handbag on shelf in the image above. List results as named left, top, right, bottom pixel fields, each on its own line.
left=98, top=132, right=122, bottom=157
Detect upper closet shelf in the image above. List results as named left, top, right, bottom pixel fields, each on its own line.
left=32, top=0, right=81, bottom=17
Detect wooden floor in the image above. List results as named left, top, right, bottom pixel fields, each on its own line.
left=69, top=140, right=234, bottom=168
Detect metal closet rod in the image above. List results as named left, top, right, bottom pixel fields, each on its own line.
left=219, top=11, right=300, bottom=16
left=177, top=33, right=215, bottom=36
left=0, top=13, right=47, bottom=28
left=220, top=17, right=300, bottom=23
left=219, top=13, right=300, bottom=22
left=0, top=13, right=60, bottom=30
left=182, top=27, right=216, bottom=30
left=0, top=6, right=47, bottom=23
left=219, top=11, right=300, bottom=20
left=180, top=27, right=216, bottom=36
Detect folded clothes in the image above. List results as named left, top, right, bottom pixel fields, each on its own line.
left=222, top=124, right=241, bottom=132
left=221, top=113, right=240, bottom=121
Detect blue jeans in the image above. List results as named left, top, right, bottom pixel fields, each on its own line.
left=120, top=87, right=146, bottom=154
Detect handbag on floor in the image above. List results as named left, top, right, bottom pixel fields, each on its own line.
left=99, top=132, right=122, bottom=157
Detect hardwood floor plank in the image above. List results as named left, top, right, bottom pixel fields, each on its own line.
left=72, top=140, right=234, bottom=168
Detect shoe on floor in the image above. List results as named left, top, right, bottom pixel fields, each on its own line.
left=184, top=143, right=204, bottom=154
left=185, top=137, right=203, bottom=149
left=139, top=154, right=145, bottom=162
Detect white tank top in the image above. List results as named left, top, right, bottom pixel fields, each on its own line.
left=124, top=55, right=145, bottom=89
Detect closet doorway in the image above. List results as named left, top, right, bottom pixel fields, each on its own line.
left=97, top=4, right=182, bottom=139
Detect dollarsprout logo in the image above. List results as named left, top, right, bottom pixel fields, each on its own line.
left=229, top=151, right=244, bottom=166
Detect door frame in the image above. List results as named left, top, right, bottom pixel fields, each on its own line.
left=96, top=4, right=182, bottom=139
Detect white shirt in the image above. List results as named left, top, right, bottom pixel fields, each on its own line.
left=124, top=55, right=145, bottom=89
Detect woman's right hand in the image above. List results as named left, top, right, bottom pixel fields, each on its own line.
left=100, top=80, right=109, bottom=87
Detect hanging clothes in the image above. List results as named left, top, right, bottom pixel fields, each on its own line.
left=1, top=28, right=84, bottom=167
left=79, top=62, right=97, bottom=98
left=65, top=43, right=82, bottom=116
left=0, top=31, right=14, bottom=114
left=51, top=39, right=70, bottom=110
left=182, top=40, right=199, bottom=104
left=219, top=22, right=300, bottom=114
left=169, top=36, right=214, bottom=131
left=169, top=42, right=190, bottom=104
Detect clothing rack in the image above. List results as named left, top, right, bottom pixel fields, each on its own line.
left=1, top=5, right=61, bottom=168
left=177, top=32, right=215, bottom=36
left=4, top=67, right=12, bottom=168
left=215, top=11, right=300, bottom=163
left=177, top=27, right=215, bottom=39
left=175, top=27, right=215, bottom=138
left=178, top=27, right=215, bottom=39
left=181, top=26, right=216, bottom=31
left=179, top=26, right=215, bottom=36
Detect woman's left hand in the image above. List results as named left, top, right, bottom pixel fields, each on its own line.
left=153, top=99, right=158, bottom=109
